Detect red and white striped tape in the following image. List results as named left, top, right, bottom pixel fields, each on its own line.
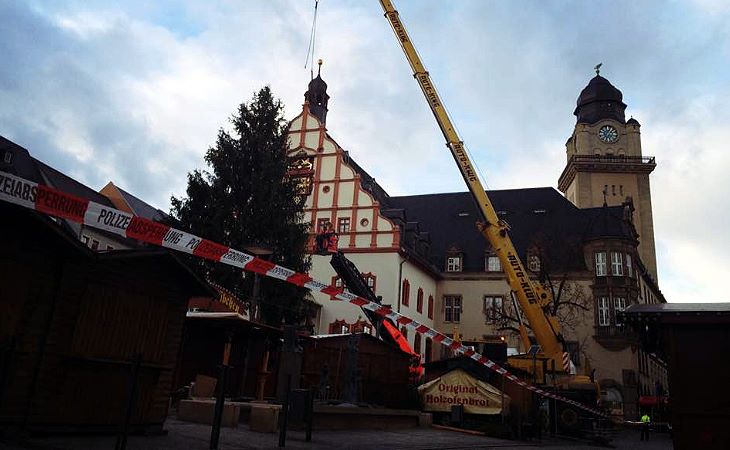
left=0, top=170, right=609, bottom=418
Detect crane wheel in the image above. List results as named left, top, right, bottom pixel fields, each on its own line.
left=560, top=407, right=579, bottom=429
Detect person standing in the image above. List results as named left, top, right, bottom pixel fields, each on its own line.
left=640, top=412, right=651, bottom=441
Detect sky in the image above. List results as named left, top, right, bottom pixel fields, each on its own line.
left=1, top=0, right=729, bottom=304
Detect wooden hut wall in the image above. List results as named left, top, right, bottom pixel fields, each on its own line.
left=0, top=206, right=202, bottom=432
left=300, top=334, right=412, bottom=408
left=174, top=320, right=281, bottom=400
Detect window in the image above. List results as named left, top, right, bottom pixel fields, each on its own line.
left=528, top=253, right=541, bottom=272
left=425, top=338, right=433, bottom=363
left=337, top=217, right=350, bottom=234
left=626, top=254, right=633, bottom=278
left=416, top=288, right=424, bottom=313
left=485, top=255, right=501, bottom=272
left=3, top=151, right=12, bottom=164
left=400, top=326, right=408, bottom=339
left=329, top=319, right=349, bottom=334
left=427, top=295, right=434, bottom=319
left=595, top=252, right=607, bottom=276
left=598, top=297, right=610, bottom=326
left=414, top=333, right=422, bottom=355
left=81, top=234, right=90, bottom=246
left=331, top=276, right=347, bottom=299
left=317, top=218, right=329, bottom=232
left=611, top=252, right=623, bottom=276
left=613, top=297, right=626, bottom=325
left=446, top=256, right=462, bottom=272
left=444, top=295, right=461, bottom=323
left=363, top=273, right=377, bottom=293
left=91, top=239, right=100, bottom=251
left=483, top=295, right=503, bottom=322
left=401, top=279, right=410, bottom=306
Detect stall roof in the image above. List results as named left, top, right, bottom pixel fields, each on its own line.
left=621, top=303, right=730, bottom=323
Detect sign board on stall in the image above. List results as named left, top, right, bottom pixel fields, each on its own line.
left=418, top=369, right=509, bottom=415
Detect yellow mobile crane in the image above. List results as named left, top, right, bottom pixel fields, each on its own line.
left=379, top=0, right=602, bottom=433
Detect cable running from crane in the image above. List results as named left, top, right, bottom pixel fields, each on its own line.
left=304, top=0, right=320, bottom=79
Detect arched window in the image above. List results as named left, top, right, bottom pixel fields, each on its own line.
left=425, top=338, right=433, bottom=364
left=329, top=319, right=349, bottom=334
left=416, top=288, right=424, bottom=313
left=362, top=272, right=377, bottom=293
left=351, top=318, right=372, bottom=335
left=401, top=279, right=410, bottom=307
left=427, top=295, right=434, bottom=319
left=414, top=333, right=422, bottom=355
left=330, top=276, right=346, bottom=299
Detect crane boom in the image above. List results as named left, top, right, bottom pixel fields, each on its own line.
left=379, top=0, right=565, bottom=367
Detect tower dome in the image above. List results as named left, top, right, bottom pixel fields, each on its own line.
left=304, top=61, right=329, bottom=125
left=574, top=75, right=627, bottom=124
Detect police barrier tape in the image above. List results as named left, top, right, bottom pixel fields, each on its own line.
left=0, top=170, right=609, bottom=418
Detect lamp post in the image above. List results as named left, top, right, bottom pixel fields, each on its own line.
left=243, top=243, right=273, bottom=322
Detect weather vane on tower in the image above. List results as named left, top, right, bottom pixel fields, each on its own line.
left=595, top=63, right=603, bottom=75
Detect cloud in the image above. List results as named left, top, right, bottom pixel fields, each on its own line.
left=1, top=0, right=729, bottom=303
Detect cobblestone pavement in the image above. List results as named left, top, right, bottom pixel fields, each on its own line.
left=1, top=419, right=674, bottom=450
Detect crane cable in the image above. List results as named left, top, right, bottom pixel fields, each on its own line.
left=304, top=0, right=320, bottom=79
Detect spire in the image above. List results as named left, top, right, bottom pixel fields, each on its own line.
left=304, top=59, right=329, bottom=125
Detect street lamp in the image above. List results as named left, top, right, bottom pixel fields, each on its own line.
left=243, top=243, right=273, bottom=322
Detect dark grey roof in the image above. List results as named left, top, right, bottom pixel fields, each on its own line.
left=620, top=303, right=730, bottom=326
left=574, top=75, right=627, bottom=124
left=582, top=204, right=637, bottom=242
left=387, top=188, right=595, bottom=273
left=33, top=159, right=115, bottom=208
left=116, top=185, right=169, bottom=221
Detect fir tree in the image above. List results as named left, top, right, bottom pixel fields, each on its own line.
left=171, top=87, right=311, bottom=325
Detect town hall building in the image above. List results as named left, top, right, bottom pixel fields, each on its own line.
left=285, top=68, right=667, bottom=419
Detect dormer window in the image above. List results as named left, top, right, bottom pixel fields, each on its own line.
left=446, top=256, right=462, bottom=272
left=485, top=253, right=501, bottom=272
left=527, top=251, right=541, bottom=272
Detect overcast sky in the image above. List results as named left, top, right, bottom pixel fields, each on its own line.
left=2, top=0, right=729, bottom=303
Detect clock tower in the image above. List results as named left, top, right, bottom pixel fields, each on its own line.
left=558, top=70, right=658, bottom=280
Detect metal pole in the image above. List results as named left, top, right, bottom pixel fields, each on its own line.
left=209, top=365, right=229, bottom=450
left=278, top=374, right=292, bottom=447
left=252, top=273, right=261, bottom=321
left=210, top=332, right=233, bottom=450
left=501, top=375, right=505, bottom=425
left=116, top=353, right=142, bottom=450
left=305, top=388, right=313, bottom=442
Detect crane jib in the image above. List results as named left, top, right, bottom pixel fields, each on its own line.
left=451, top=142, right=478, bottom=183
left=507, top=253, right=538, bottom=304
left=385, top=12, right=408, bottom=44
left=416, top=74, right=441, bottom=109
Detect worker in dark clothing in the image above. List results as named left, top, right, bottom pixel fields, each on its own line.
left=315, top=222, right=332, bottom=255
left=640, top=413, right=651, bottom=441
left=326, top=223, right=339, bottom=253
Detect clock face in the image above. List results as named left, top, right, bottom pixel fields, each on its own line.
left=598, top=125, right=619, bottom=143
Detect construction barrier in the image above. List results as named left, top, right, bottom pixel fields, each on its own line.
left=0, top=170, right=609, bottom=418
